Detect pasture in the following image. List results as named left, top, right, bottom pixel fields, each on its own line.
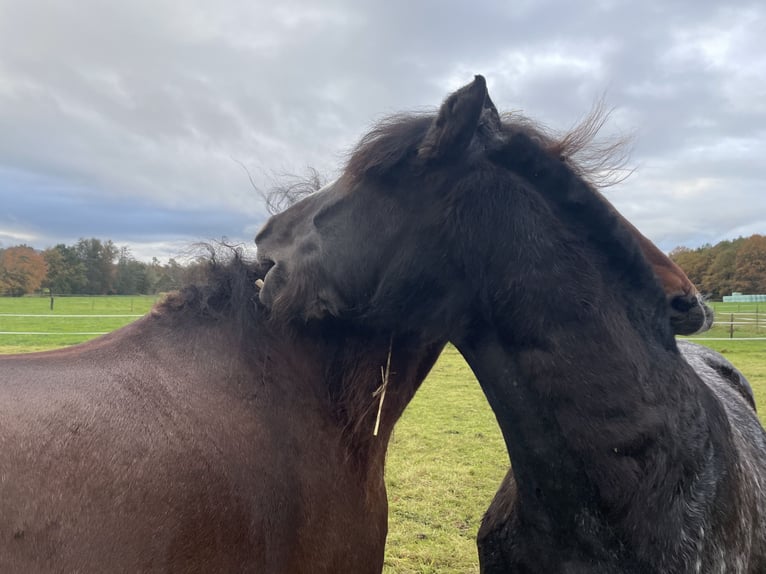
left=0, top=296, right=764, bottom=573
left=0, top=295, right=157, bottom=352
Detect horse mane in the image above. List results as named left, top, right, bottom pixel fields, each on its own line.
left=504, top=102, right=633, bottom=189
left=154, top=245, right=263, bottom=332
left=489, top=118, right=672, bottom=342
left=345, top=104, right=630, bottom=188
left=345, top=113, right=433, bottom=181
left=263, top=168, right=326, bottom=214
left=153, top=245, right=416, bottom=461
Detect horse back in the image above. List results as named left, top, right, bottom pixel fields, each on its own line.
left=0, top=317, right=387, bottom=573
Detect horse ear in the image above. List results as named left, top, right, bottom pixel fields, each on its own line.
left=478, top=92, right=503, bottom=142
left=418, top=75, right=488, bottom=162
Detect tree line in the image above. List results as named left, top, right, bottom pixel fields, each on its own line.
left=3, top=233, right=765, bottom=299
left=0, top=238, right=195, bottom=296
left=670, top=234, right=766, bottom=299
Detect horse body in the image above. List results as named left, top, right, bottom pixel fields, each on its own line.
left=467, top=327, right=765, bottom=573
left=0, top=261, right=443, bottom=572
left=255, top=76, right=766, bottom=572
left=478, top=338, right=765, bottom=573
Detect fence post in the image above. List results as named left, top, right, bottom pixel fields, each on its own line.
left=730, top=313, right=734, bottom=339
left=757, top=305, right=760, bottom=334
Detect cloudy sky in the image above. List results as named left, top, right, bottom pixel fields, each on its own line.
left=0, top=0, right=764, bottom=261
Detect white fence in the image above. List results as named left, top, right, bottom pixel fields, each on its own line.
left=2, top=313, right=766, bottom=340
left=0, top=313, right=143, bottom=337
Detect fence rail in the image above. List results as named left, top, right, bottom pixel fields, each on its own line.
left=2, top=311, right=765, bottom=340
left=0, top=332, right=109, bottom=336
left=0, top=314, right=143, bottom=318
left=708, top=311, right=763, bottom=339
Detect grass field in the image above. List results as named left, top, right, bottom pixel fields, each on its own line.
left=697, top=301, right=766, bottom=340
left=0, top=295, right=158, bottom=352
left=0, top=296, right=764, bottom=572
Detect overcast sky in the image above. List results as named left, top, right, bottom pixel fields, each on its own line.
left=1, top=0, right=764, bottom=261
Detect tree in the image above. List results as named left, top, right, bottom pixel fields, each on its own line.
left=734, top=235, right=766, bottom=294
left=74, top=238, right=118, bottom=294
left=152, top=257, right=185, bottom=293
left=0, top=247, right=8, bottom=295
left=0, top=247, right=5, bottom=294
left=0, top=245, right=47, bottom=296
left=114, top=246, right=151, bottom=294
left=671, top=235, right=766, bottom=298
left=701, top=239, right=741, bottom=299
left=669, top=245, right=713, bottom=293
left=42, top=244, right=87, bottom=295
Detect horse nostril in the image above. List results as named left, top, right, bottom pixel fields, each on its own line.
left=670, top=295, right=696, bottom=313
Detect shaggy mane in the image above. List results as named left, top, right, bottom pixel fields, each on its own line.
left=154, top=246, right=264, bottom=329
left=152, top=246, right=419, bottom=462
left=345, top=114, right=433, bottom=181
left=345, top=103, right=631, bottom=188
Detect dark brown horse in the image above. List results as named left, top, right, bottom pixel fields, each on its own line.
left=255, top=76, right=766, bottom=572
left=0, top=255, right=444, bottom=573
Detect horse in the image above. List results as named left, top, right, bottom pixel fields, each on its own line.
left=477, top=337, right=760, bottom=573
left=0, top=253, right=446, bottom=573
left=254, top=76, right=766, bottom=572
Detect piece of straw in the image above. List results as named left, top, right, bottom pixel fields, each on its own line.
left=373, top=337, right=393, bottom=437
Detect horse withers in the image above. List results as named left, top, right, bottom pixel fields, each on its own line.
left=0, top=255, right=445, bottom=573
left=255, top=76, right=766, bottom=573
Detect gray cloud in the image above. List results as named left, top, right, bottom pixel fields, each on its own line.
left=0, top=0, right=763, bottom=258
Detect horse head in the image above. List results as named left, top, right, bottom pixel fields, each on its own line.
left=255, top=76, right=708, bottom=337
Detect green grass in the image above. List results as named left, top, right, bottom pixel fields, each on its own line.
left=1, top=296, right=765, bottom=572
left=383, top=349, right=507, bottom=573
left=383, top=337, right=766, bottom=573
left=710, top=301, right=766, bottom=314
left=0, top=294, right=158, bottom=314
left=700, top=301, right=766, bottom=339
left=678, top=339, right=766, bottom=414
left=0, top=295, right=158, bottom=352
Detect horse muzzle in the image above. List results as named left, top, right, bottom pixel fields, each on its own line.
left=669, top=293, right=714, bottom=335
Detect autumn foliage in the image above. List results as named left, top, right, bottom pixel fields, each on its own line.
left=670, top=234, right=766, bottom=299
left=1, top=234, right=765, bottom=298
left=0, top=246, right=47, bottom=296
left=0, top=238, right=194, bottom=296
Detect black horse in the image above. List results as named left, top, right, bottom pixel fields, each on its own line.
left=255, top=76, right=766, bottom=572
left=0, top=254, right=444, bottom=573
left=479, top=337, right=761, bottom=573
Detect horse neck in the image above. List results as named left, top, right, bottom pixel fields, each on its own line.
left=457, top=314, right=713, bottom=533
left=298, top=329, right=444, bottom=467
